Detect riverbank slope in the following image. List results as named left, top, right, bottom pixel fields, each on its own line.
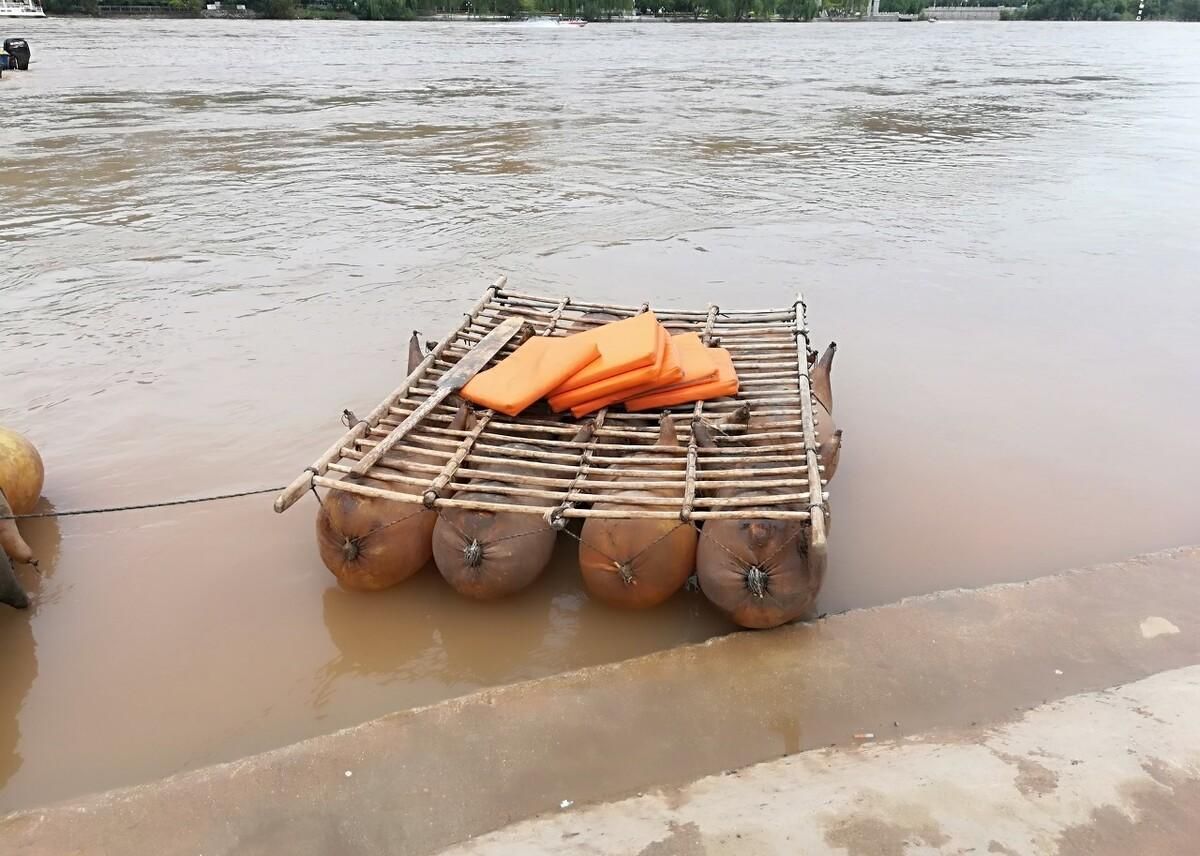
left=3, top=545, right=1197, bottom=854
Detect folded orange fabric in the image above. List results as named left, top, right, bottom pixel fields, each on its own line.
left=623, top=346, right=739, bottom=412
left=630, top=332, right=717, bottom=397
left=566, top=333, right=713, bottom=417
left=460, top=334, right=601, bottom=417
left=551, top=325, right=677, bottom=413
left=567, top=332, right=685, bottom=418
left=548, top=312, right=663, bottom=395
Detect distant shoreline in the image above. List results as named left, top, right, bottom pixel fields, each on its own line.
left=30, top=7, right=1196, bottom=22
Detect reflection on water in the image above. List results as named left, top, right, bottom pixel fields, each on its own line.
left=0, top=618, right=35, bottom=793
left=315, top=536, right=729, bottom=709
left=0, top=511, right=61, bottom=793
left=2, top=19, right=1200, bottom=812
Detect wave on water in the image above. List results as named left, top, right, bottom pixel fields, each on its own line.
left=507, top=18, right=569, bottom=26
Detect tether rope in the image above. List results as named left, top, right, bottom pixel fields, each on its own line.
left=0, top=486, right=287, bottom=521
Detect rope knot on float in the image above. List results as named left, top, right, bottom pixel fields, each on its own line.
left=744, top=566, right=769, bottom=599
left=463, top=539, right=484, bottom=570
left=617, top=562, right=637, bottom=586
left=341, top=538, right=360, bottom=562
left=340, top=410, right=368, bottom=431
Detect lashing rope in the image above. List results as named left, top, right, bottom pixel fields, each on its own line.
left=429, top=505, right=557, bottom=573
left=309, top=481, right=430, bottom=560
left=744, top=566, right=769, bottom=599
left=687, top=519, right=809, bottom=600
left=555, top=518, right=694, bottom=587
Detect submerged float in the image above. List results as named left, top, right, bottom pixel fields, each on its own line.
left=275, top=278, right=840, bottom=629
left=0, top=426, right=44, bottom=609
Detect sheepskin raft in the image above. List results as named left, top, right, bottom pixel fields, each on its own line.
left=274, top=276, right=831, bottom=571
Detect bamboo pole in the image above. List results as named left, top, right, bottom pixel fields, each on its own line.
left=681, top=303, right=719, bottom=522
left=274, top=278, right=504, bottom=512
left=422, top=410, right=494, bottom=505
left=316, top=476, right=816, bottom=521
left=358, top=431, right=679, bottom=457
left=806, top=501, right=828, bottom=590
left=344, top=444, right=814, bottom=481
left=544, top=409, right=607, bottom=527
left=559, top=507, right=811, bottom=521
left=419, top=297, right=571, bottom=505
left=381, top=418, right=578, bottom=439
left=496, top=290, right=797, bottom=322
left=566, top=490, right=813, bottom=508
left=588, top=451, right=806, bottom=466
left=594, top=464, right=810, bottom=478
left=338, top=446, right=579, bottom=476
left=363, top=425, right=599, bottom=452
left=357, top=435, right=587, bottom=464
left=386, top=406, right=573, bottom=432
left=792, top=291, right=830, bottom=544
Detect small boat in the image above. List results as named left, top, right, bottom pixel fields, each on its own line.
left=0, top=0, right=45, bottom=18
left=2, top=37, right=31, bottom=72
left=557, top=16, right=586, bottom=26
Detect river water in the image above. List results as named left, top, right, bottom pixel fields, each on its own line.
left=1, top=19, right=1198, bottom=811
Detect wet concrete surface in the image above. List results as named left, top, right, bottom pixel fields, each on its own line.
left=2, top=545, right=1198, bottom=855
left=445, top=665, right=1200, bottom=855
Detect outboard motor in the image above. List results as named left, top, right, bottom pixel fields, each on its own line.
left=3, top=39, right=30, bottom=71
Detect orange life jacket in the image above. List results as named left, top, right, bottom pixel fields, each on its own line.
left=623, top=346, right=738, bottom=412
left=547, top=312, right=663, bottom=395
left=566, top=330, right=685, bottom=417
left=460, top=333, right=601, bottom=417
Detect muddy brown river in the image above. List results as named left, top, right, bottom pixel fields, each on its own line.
left=1, top=19, right=1198, bottom=811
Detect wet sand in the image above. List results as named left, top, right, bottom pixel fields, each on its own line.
left=2, top=20, right=1200, bottom=809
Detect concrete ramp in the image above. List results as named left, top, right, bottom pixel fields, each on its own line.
left=3, top=547, right=1198, bottom=855
left=444, top=665, right=1200, bottom=855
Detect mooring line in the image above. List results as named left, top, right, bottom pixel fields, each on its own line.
left=0, top=486, right=288, bottom=521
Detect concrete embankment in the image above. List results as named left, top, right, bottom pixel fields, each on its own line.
left=3, top=546, right=1198, bottom=855
left=445, top=665, right=1200, bottom=855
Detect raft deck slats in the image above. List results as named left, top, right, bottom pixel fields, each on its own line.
left=276, top=279, right=831, bottom=536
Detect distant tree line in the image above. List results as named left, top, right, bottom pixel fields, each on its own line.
left=339, top=0, right=823, bottom=18
left=43, top=0, right=201, bottom=12
left=274, top=0, right=845, bottom=17
left=1015, top=0, right=1197, bottom=17
left=42, top=0, right=825, bottom=17
left=41, top=0, right=1200, bottom=18
left=884, top=0, right=1196, bottom=15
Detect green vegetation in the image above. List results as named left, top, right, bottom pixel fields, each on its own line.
left=776, top=0, right=820, bottom=17
left=43, top=0, right=97, bottom=12
left=44, top=0, right=1200, bottom=20
left=46, top=0, right=203, bottom=11
left=1020, top=0, right=1126, bottom=18
left=886, top=0, right=1198, bottom=17
left=1013, top=0, right=1198, bottom=18
left=260, top=0, right=297, bottom=16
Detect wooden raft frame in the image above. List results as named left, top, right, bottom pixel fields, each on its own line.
left=275, top=276, right=830, bottom=564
